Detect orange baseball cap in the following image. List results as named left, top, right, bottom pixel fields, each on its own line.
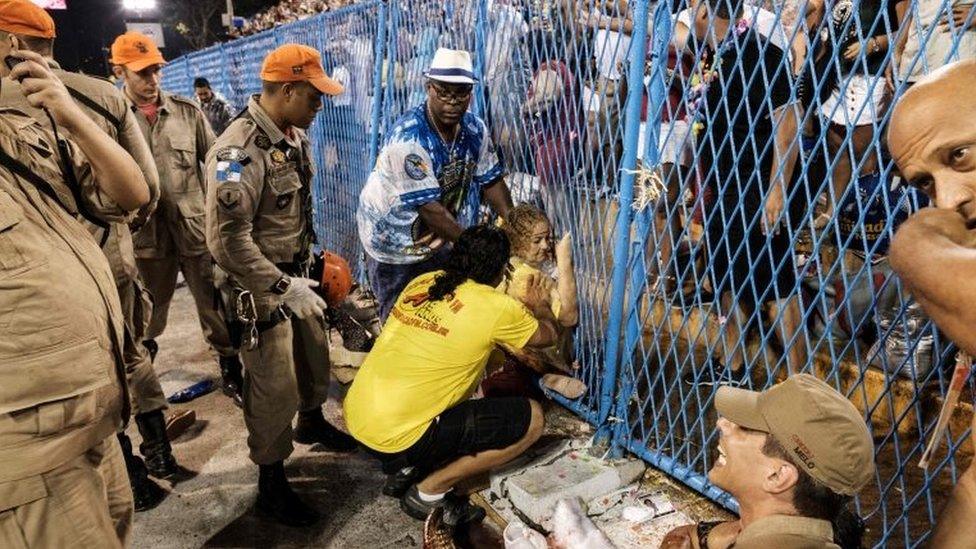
left=260, top=44, right=343, bottom=95
left=0, top=0, right=56, bottom=39
left=110, top=31, right=165, bottom=72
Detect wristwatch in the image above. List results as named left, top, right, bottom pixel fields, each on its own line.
left=271, top=275, right=291, bottom=295
left=697, top=521, right=724, bottom=549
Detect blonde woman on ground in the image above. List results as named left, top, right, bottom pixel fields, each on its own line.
left=482, top=204, right=586, bottom=400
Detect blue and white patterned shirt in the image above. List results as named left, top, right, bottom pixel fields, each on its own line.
left=357, top=103, right=504, bottom=264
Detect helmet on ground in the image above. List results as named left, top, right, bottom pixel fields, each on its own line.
left=319, top=251, right=352, bottom=307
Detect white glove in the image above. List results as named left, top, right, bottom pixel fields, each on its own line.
left=282, top=277, right=327, bottom=319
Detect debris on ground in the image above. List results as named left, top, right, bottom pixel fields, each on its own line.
left=484, top=408, right=735, bottom=548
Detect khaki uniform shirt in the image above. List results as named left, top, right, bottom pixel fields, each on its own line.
left=205, top=96, right=316, bottom=318
left=127, top=90, right=215, bottom=258
left=731, top=515, right=839, bottom=549
left=0, top=109, right=129, bottom=484
left=0, top=62, right=160, bottom=285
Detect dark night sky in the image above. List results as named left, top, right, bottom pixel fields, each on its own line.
left=49, top=0, right=274, bottom=76
left=51, top=0, right=166, bottom=76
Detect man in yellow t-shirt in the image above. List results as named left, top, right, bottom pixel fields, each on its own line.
left=345, top=225, right=558, bottom=526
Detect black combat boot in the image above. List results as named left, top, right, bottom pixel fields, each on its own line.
left=256, top=461, right=320, bottom=527
left=143, top=339, right=159, bottom=362
left=118, top=432, right=167, bottom=512
left=219, top=355, right=245, bottom=408
left=136, top=410, right=191, bottom=481
left=382, top=466, right=421, bottom=498
left=294, top=407, right=357, bottom=452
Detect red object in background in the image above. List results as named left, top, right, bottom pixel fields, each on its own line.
left=319, top=251, right=353, bottom=307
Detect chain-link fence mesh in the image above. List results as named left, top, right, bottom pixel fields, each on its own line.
left=162, top=1, right=976, bottom=545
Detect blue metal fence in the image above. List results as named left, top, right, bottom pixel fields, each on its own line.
left=162, top=1, right=976, bottom=546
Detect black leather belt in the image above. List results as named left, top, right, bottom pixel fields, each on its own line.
left=255, top=305, right=292, bottom=334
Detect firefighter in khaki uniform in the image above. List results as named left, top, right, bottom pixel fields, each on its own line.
left=0, top=1, right=185, bottom=511
left=109, top=31, right=245, bottom=404
left=0, top=48, right=151, bottom=548
left=205, top=44, right=356, bottom=527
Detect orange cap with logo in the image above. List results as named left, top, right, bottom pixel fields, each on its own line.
left=110, top=31, right=165, bottom=72
left=259, top=43, right=343, bottom=96
left=0, top=0, right=55, bottom=39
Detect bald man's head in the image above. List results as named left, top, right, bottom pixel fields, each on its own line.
left=888, top=60, right=976, bottom=226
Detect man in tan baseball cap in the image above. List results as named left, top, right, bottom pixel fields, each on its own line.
left=661, top=374, right=876, bottom=549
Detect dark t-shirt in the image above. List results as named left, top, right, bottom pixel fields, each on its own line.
left=700, top=26, right=793, bottom=209
left=828, top=0, right=889, bottom=76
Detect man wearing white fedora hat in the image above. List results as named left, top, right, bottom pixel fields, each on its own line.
left=358, top=47, right=514, bottom=321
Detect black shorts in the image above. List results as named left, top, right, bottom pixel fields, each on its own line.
left=369, top=397, right=533, bottom=476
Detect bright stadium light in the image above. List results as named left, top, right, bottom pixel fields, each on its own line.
left=123, top=0, right=157, bottom=10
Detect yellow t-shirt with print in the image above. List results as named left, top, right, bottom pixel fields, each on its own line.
left=344, top=271, right=539, bottom=453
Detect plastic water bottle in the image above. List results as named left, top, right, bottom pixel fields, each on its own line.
left=167, top=379, right=217, bottom=404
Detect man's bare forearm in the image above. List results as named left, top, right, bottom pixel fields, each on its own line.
left=557, top=262, right=579, bottom=327
left=770, top=103, right=801, bottom=192
left=930, top=467, right=976, bottom=548
left=483, top=178, right=513, bottom=219
left=890, top=211, right=976, bottom=355
left=418, top=201, right=463, bottom=242
left=526, top=303, right=559, bottom=349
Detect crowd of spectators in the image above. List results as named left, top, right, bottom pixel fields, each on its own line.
left=229, top=0, right=359, bottom=38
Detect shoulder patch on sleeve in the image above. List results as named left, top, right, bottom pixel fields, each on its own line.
left=215, top=151, right=246, bottom=183
left=217, top=187, right=242, bottom=211
left=216, top=146, right=250, bottom=164
left=403, top=153, right=429, bottom=180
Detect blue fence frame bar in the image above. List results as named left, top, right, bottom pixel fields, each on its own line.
left=596, top=0, right=652, bottom=443
left=471, top=0, right=489, bottom=118
left=367, top=0, right=388, bottom=163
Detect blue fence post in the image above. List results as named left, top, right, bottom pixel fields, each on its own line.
left=471, top=0, right=489, bottom=117
left=594, top=0, right=652, bottom=446
left=380, top=0, right=399, bottom=136
left=368, top=0, right=389, bottom=164
left=610, top=0, right=671, bottom=457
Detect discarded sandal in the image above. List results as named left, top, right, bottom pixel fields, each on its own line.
left=541, top=374, right=587, bottom=399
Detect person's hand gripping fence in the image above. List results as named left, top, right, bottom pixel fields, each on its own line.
left=282, top=278, right=327, bottom=319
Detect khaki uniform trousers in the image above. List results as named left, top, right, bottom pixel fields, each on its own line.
left=242, top=316, right=331, bottom=465
left=137, top=252, right=235, bottom=357
left=117, top=278, right=168, bottom=416
left=0, top=435, right=133, bottom=549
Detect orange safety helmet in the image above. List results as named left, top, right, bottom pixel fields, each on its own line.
left=319, top=251, right=353, bottom=307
